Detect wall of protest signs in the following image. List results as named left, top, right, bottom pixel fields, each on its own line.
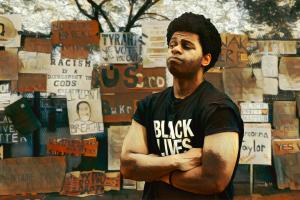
left=0, top=10, right=300, bottom=197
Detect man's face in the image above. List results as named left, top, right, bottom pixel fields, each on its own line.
left=167, top=31, right=204, bottom=79
left=78, top=103, right=91, bottom=121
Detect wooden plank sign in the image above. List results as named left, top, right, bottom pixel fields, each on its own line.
left=104, top=172, right=121, bottom=191
left=0, top=51, right=20, bottom=80
left=239, top=123, right=272, bottom=165
left=0, top=156, right=66, bottom=195
left=92, top=64, right=166, bottom=93
left=215, top=33, right=248, bottom=68
left=47, top=138, right=98, bottom=157
left=101, top=92, right=151, bottom=122
left=23, top=37, right=52, bottom=53
left=60, top=170, right=106, bottom=197
left=17, top=73, right=47, bottom=92
left=100, top=32, right=140, bottom=63
left=240, top=102, right=268, bottom=122
left=51, top=20, right=99, bottom=46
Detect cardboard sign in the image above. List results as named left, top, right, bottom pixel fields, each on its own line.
left=101, top=92, right=150, bottom=122
left=0, top=51, right=20, bottom=80
left=0, top=15, right=21, bottom=47
left=240, top=102, right=268, bottom=122
left=108, top=125, right=130, bottom=170
left=18, top=51, right=51, bottom=74
left=104, top=172, right=121, bottom=191
left=263, top=77, right=278, bottom=95
left=123, top=179, right=137, bottom=189
left=261, top=55, right=278, bottom=77
left=47, top=138, right=98, bottom=157
left=51, top=20, right=99, bottom=46
left=23, top=37, right=52, bottom=53
left=279, top=57, right=300, bottom=91
left=67, top=90, right=104, bottom=135
left=205, top=71, right=224, bottom=92
left=239, top=123, right=272, bottom=165
left=0, top=145, right=3, bottom=159
left=17, top=73, right=47, bottom=92
left=215, top=33, right=248, bottom=68
left=4, top=98, right=41, bottom=135
left=92, top=64, right=166, bottom=93
left=47, top=58, right=93, bottom=95
left=0, top=156, right=66, bottom=195
left=141, top=20, right=169, bottom=68
left=273, top=139, right=300, bottom=156
left=60, top=170, right=106, bottom=197
left=100, top=32, right=140, bottom=63
left=0, top=114, right=27, bottom=143
left=257, top=40, right=297, bottom=55
left=61, top=45, right=89, bottom=59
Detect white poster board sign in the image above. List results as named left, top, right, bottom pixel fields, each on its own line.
left=142, top=20, right=169, bottom=68
left=240, top=102, right=268, bottom=122
left=47, top=58, right=93, bottom=95
left=19, top=51, right=51, bottom=74
left=239, top=123, right=272, bottom=165
left=100, top=32, right=140, bottom=63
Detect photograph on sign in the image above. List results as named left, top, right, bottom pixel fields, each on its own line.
left=240, top=102, right=268, bottom=123
left=279, top=57, right=300, bottom=91
left=0, top=15, right=21, bottom=47
left=108, top=125, right=130, bottom=170
left=47, top=58, right=93, bottom=95
left=261, top=55, right=278, bottom=77
left=18, top=51, right=51, bottom=74
left=104, top=172, right=121, bottom=191
left=100, top=32, right=140, bottom=63
left=67, top=92, right=104, bottom=135
left=60, top=170, right=106, bottom=197
left=0, top=156, right=66, bottom=195
left=23, top=37, right=52, bottom=53
left=239, top=123, right=272, bottom=165
left=0, top=51, right=20, bottom=81
left=215, top=33, right=248, bottom=68
left=141, top=20, right=169, bottom=68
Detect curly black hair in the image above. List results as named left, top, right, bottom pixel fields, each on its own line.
left=167, top=12, right=221, bottom=72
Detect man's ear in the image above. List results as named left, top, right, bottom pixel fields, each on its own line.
left=201, top=53, right=212, bottom=67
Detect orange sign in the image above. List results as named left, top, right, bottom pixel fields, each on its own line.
left=17, top=73, right=47, bottom=92
left=23, top=37, right=52, bottom=53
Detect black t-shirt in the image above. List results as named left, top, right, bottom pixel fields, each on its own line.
left=133, top=80, right=244, bottom=200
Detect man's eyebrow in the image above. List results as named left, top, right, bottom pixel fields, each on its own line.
left=181, top=39, right=195, bottom=46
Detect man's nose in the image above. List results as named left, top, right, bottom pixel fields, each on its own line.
left=171, top=45, right=182, bottom=55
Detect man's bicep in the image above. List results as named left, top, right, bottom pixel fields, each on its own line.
left=202, top=132, right=239, bottom=188
left=121, top=119, right=148, bottom=156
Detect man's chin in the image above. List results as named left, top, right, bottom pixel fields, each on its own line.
left=168, top=67, right=193, bottom=79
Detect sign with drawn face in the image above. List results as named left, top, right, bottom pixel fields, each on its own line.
left=100, top=32, right=141, bottom=63
left=239, top=123, right=271, bottom=165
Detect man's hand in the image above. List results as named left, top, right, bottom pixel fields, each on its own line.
left=174, top=148, right=202, bottom=171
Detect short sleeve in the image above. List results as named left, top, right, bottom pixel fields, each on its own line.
left=204, top=107, right=241, bottom=136
left=133, top=99, right=147, bottom=127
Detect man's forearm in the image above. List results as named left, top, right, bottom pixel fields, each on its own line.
left=121, top=153, right=178, bottom=181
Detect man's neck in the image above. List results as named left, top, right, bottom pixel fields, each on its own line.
left=173, top=72, right=204, bottom=99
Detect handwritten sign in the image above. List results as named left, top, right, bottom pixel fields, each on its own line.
left=142, top=20, right=169, bottom=68
left=92, top=64, right=166, bottom=93
left=67, top=89, right=104, bottom=135
left=0, top=156, right=66, bottom=195
left=60, top=170, right=106, bottom=197
left=0, top=15, right=21, bottom=47
left=240, top=102, right=268, bottom=122
left=104, top=172, right=121, bottom=191
left=18, top=51, right=51, bottom=74
left=17, top=73, right=47, bottom=92
left=215, top=33, right=248, bottom=68
left=47, top=58, right=93, bottom=95
left=108, top=125, right=130, bottom=170
left=61, top=45, right=89, bottom=59
left=51, top=20, right=99, bottom=46
left=261, top=55, right=278, bottom=77
left=100, top=32, right=140, bottom=63
left=0, top=114, right=27, bottom=143
left=273, top=139, right=300, bottom=156
left=239, top=123, right=271, bottom=165
left=47, top=138, right=98, bottom=157
left=0, top=51, right=19, bottom=80
left=23, top=37, right=52, bottom=53
left=101, top=92, right=150, bottom=122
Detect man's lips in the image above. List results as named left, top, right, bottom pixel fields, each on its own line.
left=167, top=57, right=183, bottom=62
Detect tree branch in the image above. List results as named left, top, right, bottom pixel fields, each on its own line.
left=143, top=12, right=170, bottom=20
left=98, top=0, right=116, bottom=32
left=74, top=0, right=95, bottom=19
left=126, top=0, right=135, bottom=28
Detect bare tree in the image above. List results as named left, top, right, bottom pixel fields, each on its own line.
left=74, top=0, right=169, bottom=32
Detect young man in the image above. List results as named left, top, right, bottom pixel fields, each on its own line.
left=121, top=12, right=244, bottom=200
